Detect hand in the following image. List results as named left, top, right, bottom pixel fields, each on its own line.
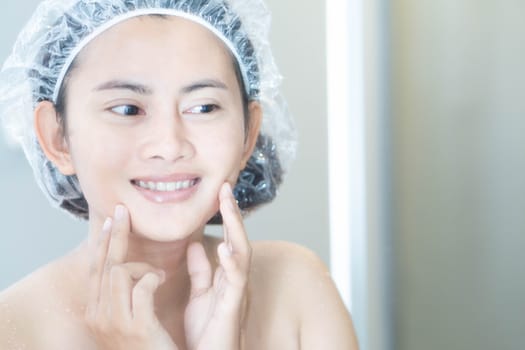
left=85, top=205, right=178, bottom=350
left=184, top=183, right=251, bottom=350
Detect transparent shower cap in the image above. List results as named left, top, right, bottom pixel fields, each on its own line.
left=0, top=0, right=296, bottom=221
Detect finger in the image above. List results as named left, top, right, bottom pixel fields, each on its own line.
left=109, top=264, right=133, bottom=323
left=217, top=242, right=236, bottom=277
left=217, top=241, right=246, bottom=288
left=187, top=242, right=212, bottom=298
left=107, top=262, right=165, bottom=322
left=132, top=272, right=163, bottom=323
left=215, top=242, right=247, bottom=305
left=86, top=217, right=112, bottom=320
left=219, top=183, right=250, bottom=258
left=99, top=206, right=131, bottom=314
left=121, top=262, right=165, bottom=281
left=106, top=205, right=131, bottom=265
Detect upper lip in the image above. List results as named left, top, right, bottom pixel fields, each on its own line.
left=131, top=174, right=201, bottom=183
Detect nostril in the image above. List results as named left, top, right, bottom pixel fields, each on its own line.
left=140, top=134, right=194, bottom=162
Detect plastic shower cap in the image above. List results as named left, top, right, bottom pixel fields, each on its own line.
left=0, top=0, right=296, bottom=221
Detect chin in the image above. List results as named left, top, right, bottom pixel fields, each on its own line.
left=128, top=212, right=211, bottom=243
left=131, top=229, right=185, bottom=242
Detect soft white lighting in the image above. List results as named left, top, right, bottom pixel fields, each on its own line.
left=326, top=0, right=366, bottom=316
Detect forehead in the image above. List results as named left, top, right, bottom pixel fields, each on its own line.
left=71, top=15, right=237, bottom=84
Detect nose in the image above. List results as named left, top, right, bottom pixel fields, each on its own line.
left=138, top=112, right=195, bottom=162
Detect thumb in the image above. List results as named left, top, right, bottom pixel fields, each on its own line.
left=132, top=272, right=164, bottom=323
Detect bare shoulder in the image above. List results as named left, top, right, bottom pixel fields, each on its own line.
left=250, top=241, right=359, bottom=350
left=250, top=240, right=336, bottom=292
left=0, top=267, right=52, bottom=349
left=0, top=256, right=84, bottom=350
left=251, top=240, right=325, bottom=264
left=250, top=241, right=332, bottom=290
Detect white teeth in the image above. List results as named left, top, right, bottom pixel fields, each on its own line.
left=136, top=179, right=195, bottom=192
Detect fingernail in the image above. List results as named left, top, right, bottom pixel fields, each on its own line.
left=102, top=217, right=112, bottom=232
left=221, top=182, right=233, bottom=197
left=114, top=205, right=125, bottom=220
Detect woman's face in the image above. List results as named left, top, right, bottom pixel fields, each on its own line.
left=59, top=16, right=258, bottom=241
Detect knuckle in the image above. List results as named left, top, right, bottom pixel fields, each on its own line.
left=133, top=283, right=150, bottom=298
left=104, top=258, right=116, bottom=272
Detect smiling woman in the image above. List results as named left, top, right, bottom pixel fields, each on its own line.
left=36, top=15, right=254, bottom=241
left=0, top=0, right=358, bottom=349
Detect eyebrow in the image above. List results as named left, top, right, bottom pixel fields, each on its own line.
left=93, top=79, right=228, bottom=95
left=93, top=80, right=153, bottom=95
left=180, top=79, right=228, bottom=94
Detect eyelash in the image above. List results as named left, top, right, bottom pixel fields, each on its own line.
left=110, top=104, right=143, bottom=116
left=108, top=103, right=220, bottom=117
left=185, top=104, right=220, bottom=115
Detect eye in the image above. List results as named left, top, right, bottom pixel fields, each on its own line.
left=110, top=104, right=143, bottom=116
left=185, top=104, right=220, bottom=114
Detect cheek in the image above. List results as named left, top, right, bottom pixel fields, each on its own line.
left=202, top=124, right=245, bottom=165
left=68, top=132, right=132, bottom=199
left=70, top=143, right=132, bottom=220
left=70, top=132, right=130, bottom=169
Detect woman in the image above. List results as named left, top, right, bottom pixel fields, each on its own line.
left=0, top=0, right=358, bottom=349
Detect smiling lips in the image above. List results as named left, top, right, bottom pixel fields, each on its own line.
left=131, top=174, right=201, bottom=203
left=131, top=177, right=201, bottom=203
left=134, top=179, right=199, bottom=192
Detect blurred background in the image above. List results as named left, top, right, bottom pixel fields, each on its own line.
left=389, top=1, right=525, bottom=349
left=343, top=0, right=525, bottom=349
left=2, top=1, right=525, bottom=350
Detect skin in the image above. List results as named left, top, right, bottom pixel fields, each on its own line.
left=0, top=16, right=358, bottom=350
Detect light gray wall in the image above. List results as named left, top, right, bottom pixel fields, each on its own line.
left=0, top=0, right=86, bottom=290
left=390, top=1, right=525, bottom=349
left=0, top=1, right=328, bottom=289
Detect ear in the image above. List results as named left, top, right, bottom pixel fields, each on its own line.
left=34, top=101, right=76, bottom=175
left=240, top=101, right=263, bottom=169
